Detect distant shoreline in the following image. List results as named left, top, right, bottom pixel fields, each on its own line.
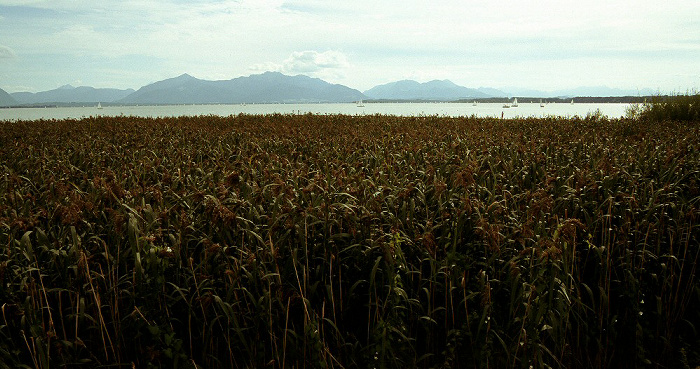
left=0, top=95, right=662, bottom=109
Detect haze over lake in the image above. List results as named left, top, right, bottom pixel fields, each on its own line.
left=0, top=102, right=632, bottom=121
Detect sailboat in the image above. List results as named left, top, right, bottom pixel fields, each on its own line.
left=570, top=99, right=574, bottom=105
left=357, top=100, right=365, bottom=107
left=97, top=102, right=103, bottom=109
left=540, top=99, right=545, bottom=107
left=511, top=98, right=518, bottom=107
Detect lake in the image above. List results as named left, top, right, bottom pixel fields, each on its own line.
left=0, top=102, right=634, bottom=121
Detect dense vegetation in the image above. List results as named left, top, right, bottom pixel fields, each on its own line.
left=1, top=112, right=698, bottom=368
left=628, top=93, right=700, bottom=122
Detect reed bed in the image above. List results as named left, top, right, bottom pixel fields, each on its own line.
left=1, top=113, right=698, bottom=368
left=629, top=93, right=700, bottom=122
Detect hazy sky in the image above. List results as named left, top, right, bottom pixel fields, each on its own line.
left=1, top=0, right=699, bottom=93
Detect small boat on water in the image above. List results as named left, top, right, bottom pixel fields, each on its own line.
left=97, top=102, right=103, bottom=109
left=540, top=99, right=545, bottom=107
left=357, top=100, right=365, bottom=107
left=571, top=99, right=574, bottom=105
left=511, top=97, right=518, bottom=107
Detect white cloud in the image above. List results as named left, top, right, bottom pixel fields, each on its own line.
left=248, top=62, right=283, bottom=73
left=0, top=45, right=16, bottom=59
left=2, top=0, right=699, bottom=93
left=250, top=50, right=350, bottom=76
left=282, top=50, right=349, bottom=73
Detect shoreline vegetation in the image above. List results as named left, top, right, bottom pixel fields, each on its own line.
left=1, top=96, right=699, bottom=368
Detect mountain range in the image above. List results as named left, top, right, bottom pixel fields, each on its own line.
left=1, top=72, right=657, bottom=107
left=364, top=79, right=494, bottom=100
left=117, top=72, right=364, bottom=104
left=503, top=86, right=656, bottom=98
left=11, top=85, right=134, bottom=105
left=0, top=88, right=16, bottom=106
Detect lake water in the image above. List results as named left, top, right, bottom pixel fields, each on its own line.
left=0, top=102, right=633, bottom=121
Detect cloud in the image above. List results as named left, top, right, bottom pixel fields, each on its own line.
left=248, top=61, right=283, bottom=73
left=250, top=50, right=350, bottom=75
left=3, top=0, right=699, bottom=93
left=282, top=50, right=349, bottom=73
left=0, top=45, right=16, bottom=59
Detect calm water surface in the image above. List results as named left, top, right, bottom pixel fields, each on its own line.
left=0, top=102, right=633, bottom=121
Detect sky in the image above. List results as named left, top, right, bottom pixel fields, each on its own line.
left=1, top=0, right=699, bottom=94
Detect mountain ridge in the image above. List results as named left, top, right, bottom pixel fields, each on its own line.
left=0, top=87, right=17, bottom=106
left=502, top=86, right=656, bottom=98
left=117, top=71, right=365, bottom=104
left=4, top=73, right=662, bottom=106
left=364, top=79, right=490, bottom=100
left=11, top=85, right=135, bottom=105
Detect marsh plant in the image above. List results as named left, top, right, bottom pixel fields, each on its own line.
left=626, top=92, right=700, bottom=122
left=0, top=113, right=698, bottom=368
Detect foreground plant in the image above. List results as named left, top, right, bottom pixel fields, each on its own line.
left=0, top=114, right=698, bottom=368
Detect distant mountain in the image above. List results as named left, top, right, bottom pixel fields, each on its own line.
left=503, top=86, right=656, bottom=98
left=11, top=85, right=135, bottom=104
left=6, top=74, right=660, bottom=106
left=499, top=87, right=548, bottom=98
left=364, top=80, right=490, bottom=100
left=0, top=88, right=17, bottom=107
left=476, top=87, right=508, bottom=98
left=551, top=86, right=655, bottom=98
left=117, top=72, right=366, bottom=104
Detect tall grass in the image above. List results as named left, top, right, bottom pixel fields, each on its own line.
left=627, top=92, right=700, bottom=122
left=0, top=113, right=698, bottom=368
